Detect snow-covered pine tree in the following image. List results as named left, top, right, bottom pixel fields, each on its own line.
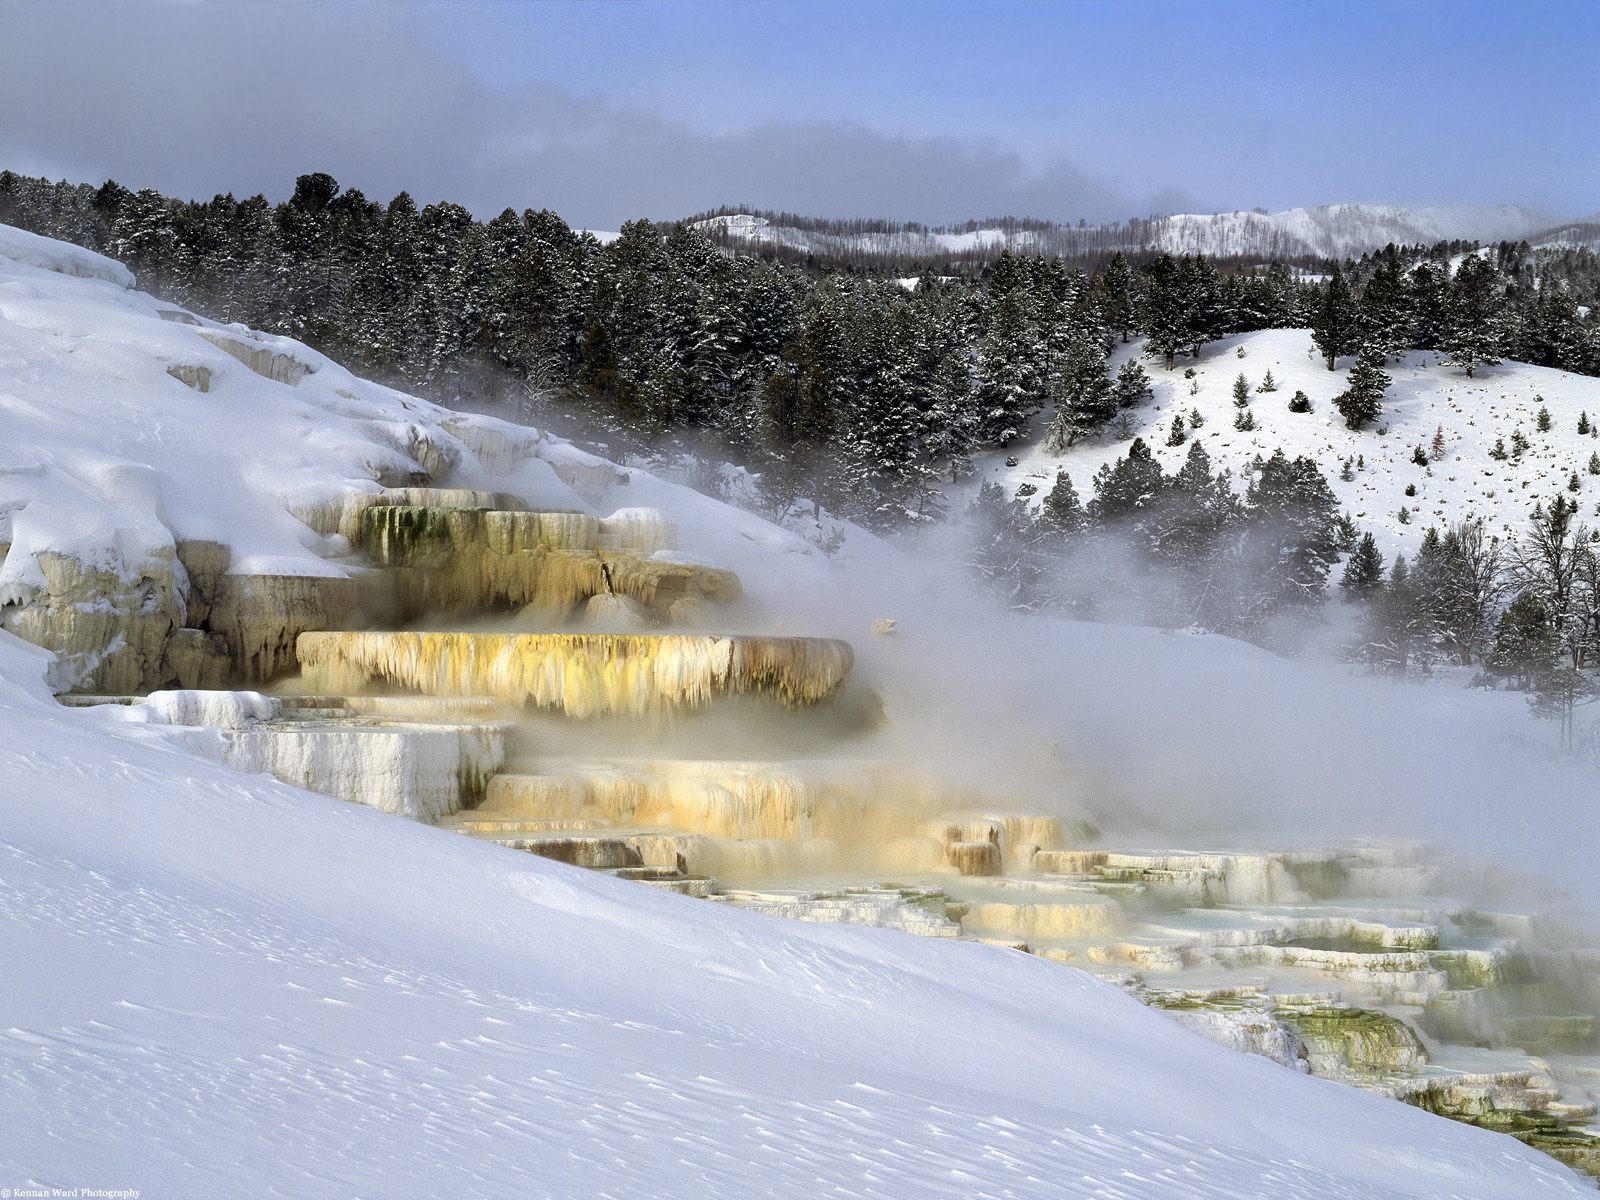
left=975, top=288, right=1048, bottom=446
left=1241, top=450, right=1341, bottom=614
left=1340, top=532, right=1385, bottom=599
left=1113, top=358, right=1153, bottom=408
left=1038, top=469, right=1085, bottom=540
left=1333, top=350, right=1390, bottom=430
left=1357, top=255, right=1415, bottom=360
left=1097, top=252, right=1137, bottom=344
left=1311, top=264, right=1360, bottom=370
left=1042, top=335, right=1116, bottom=451
left=1441, top=254, right=1509, bottom=378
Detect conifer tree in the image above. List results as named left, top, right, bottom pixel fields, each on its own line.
left=1311, top=264, right=1359, bottom=370
left=1242, top=450, right=1341, bottom=614
left=1441, top=255, right=1508, bottom=378
left=1357, top=255, right=1415, bottom=359
left=1113, top=358, right=1153, bottom=408
left=1333, top=350, right=1390, bottom=430
left=1340, top=532, right=1385, bottom=599
left=1089, top=437, right=1166, bottom=524
left=1097, top=252, right=1137, bottom=343
left=1232, top=374, right=1251, bottom=407
left=1166, top=413, right=1187, bottom=446
left=1043, top=336, right=1116, bottom=451
left=1488, top=591, right=1558, bottom=690
left=1038, top=469, right=1085, bottom=539
left=965, top=482, right=1044, bottom=608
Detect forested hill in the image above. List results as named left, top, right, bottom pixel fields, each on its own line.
left=2, top=169, right=1598, bottom=543
left=687, top=204, right=1563, bottom=274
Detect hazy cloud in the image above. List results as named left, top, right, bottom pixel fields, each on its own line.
left=0, top=0, right=1168, bottom=226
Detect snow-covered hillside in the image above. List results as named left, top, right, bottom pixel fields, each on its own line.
left=5, top=629, right=1591, bottom=1199
left=692, top=203, right=1556, bottom=266
left=4, top=228, right=1598, bottom=1196
left=1149, top=204, right=1549, bottom=260
left=994, top=328, right=1600, bottom=564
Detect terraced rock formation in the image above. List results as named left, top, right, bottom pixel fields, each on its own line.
left=39, top=488, right=1600, bottom=1180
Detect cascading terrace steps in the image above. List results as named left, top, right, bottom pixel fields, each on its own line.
left=295, top=631, right=856, bottom=718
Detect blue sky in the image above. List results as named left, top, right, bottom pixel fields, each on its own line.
left=2, top=0, right=1595, bottom=225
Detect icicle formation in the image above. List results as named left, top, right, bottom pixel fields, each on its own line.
left=355, top=505, right=733, bottom=622
left=285, top=487, right=528, bottom=544
left=295, top=631, right=854, bottom=717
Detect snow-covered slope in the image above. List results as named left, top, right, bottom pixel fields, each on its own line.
left=1, top=629, right=1591, bottom=1199
left=996, top=329, right=1600, bottom=563
left=692, top=204, right=1554, bottom=266
left=2, top=228, right=1595, bottom=1196
left=1149, top=204, right=1549, bottom=260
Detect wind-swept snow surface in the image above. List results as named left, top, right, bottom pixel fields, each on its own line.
left=0, top=636, right=1589, bottom=1199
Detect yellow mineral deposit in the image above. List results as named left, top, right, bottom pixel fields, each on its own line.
left=355, top=504, right=738, bottom=622
left=2, top=546, right=186, bottom=693
left=212, top=573, right=359, bottom=682
left=295, top=631, right=854, bottom=717
left=285, top=487, right=528, bottom=544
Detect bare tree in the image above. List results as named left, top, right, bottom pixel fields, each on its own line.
left=1438, top=517, right=1507, bottom=665
left=1508, top=499, right=1589, bottom=664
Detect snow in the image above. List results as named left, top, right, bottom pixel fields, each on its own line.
left=992, top=328, right=1600, bottom=563
left=1, top=225, right=1596, bottom=1196
left=0, top=222, right=135, bottom=288
left=1150, top=204, right=1549, bottom=260
left=692, top=204, right=1555, bottom=264
left=0, top=628, right=1589, bottom=1198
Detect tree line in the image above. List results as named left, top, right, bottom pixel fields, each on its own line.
left=3, top=169, right=1597, bottom=534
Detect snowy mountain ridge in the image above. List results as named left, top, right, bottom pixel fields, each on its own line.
left=692, top=202, right=1562, bottom=265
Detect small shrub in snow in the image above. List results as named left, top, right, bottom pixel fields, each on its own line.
left=1405, top=483, right=1417, bottom=497
left=1288, top=390, right=1312, bottom=413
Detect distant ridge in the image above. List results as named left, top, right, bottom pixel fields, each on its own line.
left=688, top=202, right=1565, bottom=270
